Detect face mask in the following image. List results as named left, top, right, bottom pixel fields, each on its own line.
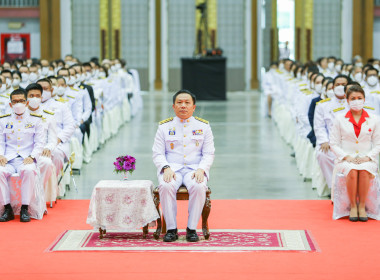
left=279, top=63, right=284, bottom=71
left=86, top=72, right=92, bottom=81
left=41, top=67, right=49, bottom=76
left=349, top=99, right=364, bottom=111
left=355, top=62, right=363, bottom=68
left=335, top=65, right=342, bottom=72
left=63, top=76, right=69, bottom=84
left=21, top=73, right=29, bottom=83
left=12, top=79, right=20, bottom=87
left=326, top=89, right=335, bottom=98
left=310, top=81, right=315, bottom=90
left=0, top=84, right=5, bottom=93
left=42, top=90, right=51, bottom=102
left=367, top=76, right=378, bottom=87
left=315, top=83, right=323, bottom=94
left=29, top=72, right=38, bottom=82
left=328, top=62, right=335, bottom=70
left=12, top=103, right=26, bottom=115
left=57, top=87, right=65, bottom=96
left=76, top=73, right=81, bottom=82
left=99, top=72, right=106, bottom=78
left=354, top=72, right=363, bottom=82
left=296, top=72, right=301, bottom=79
left=116, top=63, right=121, bottom=69
left=52, top=86, right=58, bottom=96
left=5, top=78, right=12, bottom=87
left=81, top=73, right=86, bottom=82
left=302, top=74, right=307, bottom=81
left=334, top=85, right=345, bottom=97
left=374, top=64, right=380, bottom=70
left=28, top=97, right=41, bottom=109
left=68, top=76, right=76, bottom=85
left=47, top=70, right=55, bottom=76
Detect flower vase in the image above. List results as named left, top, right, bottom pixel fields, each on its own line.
left=122, top=173, right=128, bottom=181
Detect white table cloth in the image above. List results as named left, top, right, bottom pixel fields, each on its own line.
left=86, top=180, right=159, bottom=231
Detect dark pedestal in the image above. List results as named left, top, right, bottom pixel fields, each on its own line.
left=181, top=57, right=226, bottom=101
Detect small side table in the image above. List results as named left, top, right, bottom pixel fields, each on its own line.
left=86, top=180, right=160, bottom=239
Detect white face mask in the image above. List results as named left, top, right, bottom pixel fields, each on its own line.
left=47, top=70, right=55, bottom=76
left=116, top=63, right=121, bottom=69
left=5, top=78, right=12, bottom=87
left=41, top=67, right=49, bottom=76
left=349, top=99, right=364, bottom=112
left=326, top=89, right=335, bottom=98
left=296, top=72, right=301, bottom=79
left=279, top=63, right=284, bottom=71
left=355, top=62, right=363, bottom=68
left=63, top=76, right=69, bottom=84
left=28, top=97, right=41, bottom=109
left=335, top=64, right=342, bottom=72
left=68, top=76, right=76, bottom=86
left=29, top=72, right=38, bottom=82
left=57, top=87, right=65, bottom=96
left=52, top=86, right=58, bottom=96
left=81, top=73, right=86, bottom=82
left=374, top=64, right=380, bottom=70
left=42, top=90, right=51, bottom=102
left=0, top=84, right=6, bottom=93
left=99, top=72, right=106, bottom=78
left=12, top=79, right=20, bottom=87
left=21, top=73, right=29, bottom=83
left=328, top=62, right=335, bottom=70
left=86, top=72, right=92, bottom=81
left=334, top=85, right=345, bottom=97
left=310, top=81, right=315, bottom=90
left=12, top=103, right=26, bottom=115
left=367, top=76, right=379, bottom=87
left=354, top=72, right=363, bottom=82
left=315, top=83, right=323, bottom=94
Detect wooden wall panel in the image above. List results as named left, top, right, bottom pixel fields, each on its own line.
left=40, top=0, right=60, bottom=60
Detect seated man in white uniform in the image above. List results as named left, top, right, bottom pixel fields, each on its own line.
left=0, top=88, right=44, bottom=222
left=152, top=90, right=215, bottom=242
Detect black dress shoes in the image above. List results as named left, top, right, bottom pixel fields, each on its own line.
left=186, top=227, right=199, bottom=242
left=0, top=204, right=14, bottom=222
left=20, top=205, right=31, bottom=222
left=163, top=229, right=178, bottom=242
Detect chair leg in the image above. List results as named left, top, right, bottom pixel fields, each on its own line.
left=153, top=194, right=162, bottom=240
left=202, top=196, right=211, bottom=240
left=162, top=216, right=167, bottom=234
left=142, top=225, right=149, bottom=239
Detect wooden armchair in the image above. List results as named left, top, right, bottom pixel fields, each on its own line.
left=152, top=185, right=211, bottom=240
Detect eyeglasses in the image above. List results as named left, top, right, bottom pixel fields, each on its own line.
left=11, top=100, right=26, bottom=105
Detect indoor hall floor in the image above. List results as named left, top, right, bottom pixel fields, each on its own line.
left=64, top=91, right=326, bottom=200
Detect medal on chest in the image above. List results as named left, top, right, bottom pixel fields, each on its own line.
left=5, top=122, right=13, bottom=129
left=169, top=127, right=176, bottom=135
left=170, top=143, right=174, bottom=150
left=195, top=140, right=199, bottom=147
left=192, top=129, right=203, bottom=135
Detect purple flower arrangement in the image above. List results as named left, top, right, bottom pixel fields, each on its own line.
left=113, top=155, right=136, bottom=175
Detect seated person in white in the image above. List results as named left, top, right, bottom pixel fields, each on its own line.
left=330, top=85, right=380, bottom=222
left=0, top=88, right=44, bottom=222
left=152, top=90, right=215, bottom=242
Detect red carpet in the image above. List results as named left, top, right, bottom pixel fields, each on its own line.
left=0, top=199, right=379, bottom=279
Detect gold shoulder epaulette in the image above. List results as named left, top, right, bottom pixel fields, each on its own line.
left=80, top=85, right=84, bottom=89
left=55, top=98, right=66, bottom=103
left=43, top=109, right=55, bottom=115
left=316, top=98, right=331, bottom=105
left=30, top=113, right=42, bottom=118
left=159, top=117, right=173, bottom=125
left=364, top=106, right=375, bottom=110
left=67, top=95, right=75, bottom=99
left=370, top=91, right=380, bottom=94
left=0, top=114, right=11, bottom=118
left=194, top=116, right=209, bottom=124
left=86, top=83, right=94, bottom=86
left=298, top=83, right=307, bottom=87
left=0, top=94, right=8, bottom=99
left=333, top=107, right=345, bottom=113
left=69, top=87, right=79, bottom=92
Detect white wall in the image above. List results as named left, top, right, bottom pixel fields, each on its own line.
left=0, top=18, right=40, bottom=59
left=373, top=17, right=380, bottom=59
left=341, top=0, right=353, bottom=62
left=60, top=0, right=72, bottom=58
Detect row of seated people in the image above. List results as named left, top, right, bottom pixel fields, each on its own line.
left=0, top=56, right=142, bottom=222
left=263, top=55, right=380, bottom=221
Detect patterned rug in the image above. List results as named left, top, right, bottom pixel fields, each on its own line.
left=48, top=229, right=319, bottom=252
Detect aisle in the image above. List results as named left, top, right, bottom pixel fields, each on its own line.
left=65, top=91, right=323, bottom=200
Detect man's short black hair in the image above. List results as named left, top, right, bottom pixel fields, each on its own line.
left=10, top=88, right=27, bottom=100
left=173, top=89, right=196, bottom=105
left=82, top=62, right=92, bottom=68
left=25, top=83, right=43, bottom=95
left=333, top=74, right=350, bottom=86
left=344, top=81, right=361, bottom=93
left=12, top=70, right=22, bottom=79
left=37, top=78, right=52, bottom=87
left=1, top=69, right=12, bottom=76
left=365, top=66, right=379, bottom=76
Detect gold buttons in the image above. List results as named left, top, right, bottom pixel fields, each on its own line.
left=18, top=129, right=20, bottom=131
left=356, top=150, right=359, bottom=153
left=184, top=155, right=186, bottom=158
left=184, top=125, right=187, bottom=128
left=184, top=135, right=186, bottom=137
left=356, top=141, right=359, bottom=144
left=184, top=163, right=187, bottom=166
left=184, top=145, right=186, bottom=147
left=17, top=138, right=20, bottom=140
left=187, top=120, right=189, bottom=123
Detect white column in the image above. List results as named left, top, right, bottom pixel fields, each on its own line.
left=149, top=0, right=156, bottom=91
left=60, top=0, right=72, bottom=58
left=161, top=0, right=169, bottom=92
left=245, top=0, right=252, bottom=90
left=256, top=0, right=262, bottom=90
left=341, top=0, right=353, bottom=63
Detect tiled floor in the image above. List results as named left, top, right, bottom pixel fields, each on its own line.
left=64, top=91, right=326, bottom=200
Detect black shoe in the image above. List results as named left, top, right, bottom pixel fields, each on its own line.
left=359, top=216, right=368, bottom=222
left=349, top=216, right=359, bottom=222
left=20, top=205, right=31, bottom=222
left=0, top=204, right=14, bottom=222
left=163, top=229, right=178, bottom=242
left=186, top=227, right=199, bottom=242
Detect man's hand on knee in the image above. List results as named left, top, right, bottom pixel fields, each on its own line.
left=192, top=168, right=205, bottom=184
left=42, top=148, right=51, bottom=158
left=163, top=168, right=176, bottom=183
left=0, top=155, right=7, bottom=167
left=23, top=157, right=34, bottom=165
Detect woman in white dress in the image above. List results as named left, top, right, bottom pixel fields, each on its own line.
left=330, top=85, right=380, bottom=222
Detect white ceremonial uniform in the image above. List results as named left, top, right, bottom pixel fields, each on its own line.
left=0, top=112, right=44, bottom=206
left=73, top=85, right=92, bottom=124
left=314, top=97, right=349, bottom=188
left=42, top=98, right=76, bottom=176
left=363, top=84, right=380, bottom=114
left=60, top=88, right=83, bottom=143
left=330, top=111, right=380, bottom=177
left=152, top=116, right=215, bottom=230
left=0, top=94, right=10, bottom=115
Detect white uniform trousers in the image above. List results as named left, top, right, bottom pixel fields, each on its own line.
left=38, top=156, right=58, bottom=203
left=316, top=149, right=335, bottom=189
left=0, top=157, right=38, bottom=205
left=52, top=148, right=66, bottom=177
left=158, top=168, right=208, bottom=230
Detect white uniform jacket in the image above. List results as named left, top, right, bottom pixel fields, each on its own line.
left=0, top=112, right=45, bottom=161
left=330, top=111, right=380, bottom=162
left=152, top=116, right=215, bottom=178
